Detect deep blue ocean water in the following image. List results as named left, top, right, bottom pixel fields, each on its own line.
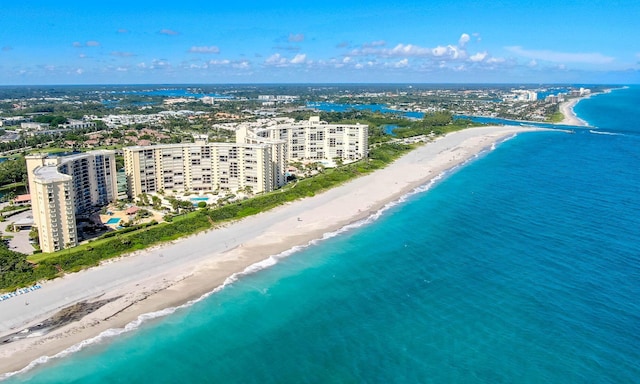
left=5, top=87, right=640, bottom=383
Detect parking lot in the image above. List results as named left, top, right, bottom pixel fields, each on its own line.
left=0, top=203, right=35, bottom=255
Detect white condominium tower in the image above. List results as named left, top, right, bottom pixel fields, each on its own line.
left=26, top=150, right=118, bottom=253
left=257, top=116, right=368, bottom=162
left=123, top=140, right=286, bottom=198
left=123, top=116, right=368, bottom=198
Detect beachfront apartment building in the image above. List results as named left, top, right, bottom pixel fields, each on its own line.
left=256, top=116, right=368, bottom=162
left=123, top=116, right=367, bottom=198
left=26, top=150, right=118, bottom=253
left=123, top=140, right=286, bottom=197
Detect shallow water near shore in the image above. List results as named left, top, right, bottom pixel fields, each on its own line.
left=6, top=87, right=640, bottom=383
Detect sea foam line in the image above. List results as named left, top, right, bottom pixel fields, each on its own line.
left=0, top=134, right=515, bottom=381
left=589, top=129, right=624, bottom=136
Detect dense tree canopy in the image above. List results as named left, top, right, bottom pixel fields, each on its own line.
left=33, top=115, right=68, bottom=126
left=0, top=156, right=27, bottom=185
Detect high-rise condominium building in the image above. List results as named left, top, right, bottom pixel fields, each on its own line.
left=26, top=150, right=117, bottom=253
left=123, top=140, right=286, bottom=198
left=257, top=116, right=368, bottom=162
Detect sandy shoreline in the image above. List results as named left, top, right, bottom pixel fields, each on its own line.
left=558, top=96, right=591, bottom=126
left=0, top=126, right=560, bottom=377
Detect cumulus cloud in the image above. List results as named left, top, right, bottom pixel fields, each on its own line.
left=351, top=41, right=467, bottom=61
left=189, top=46, right=220, bottom=54
left=76, top=68, right=84, bottom=75
left=288, top=33, right=305, bottom=43
left=111, top=51, right=137, bottom=57
left=265, top=53, right=287, bottom=66
left=159, top=29, right=179, bottom=36
left=486, top=57, right=505, bottom=64
left=290, top=53, right=307, bottom=64
left=458, top=33, right=470, bottom=47
left=469, top=51, right=488, bottom=62
left=265, top=53, right=309, bottom=67
left=506, top=46, right=614, bottom=64
left=393, top=58, right=409, bottom=68
left=232, top=61, right=250, bottom=69
left=209, top=59, right=231, bottom=65
left=73, top=41, right=100, bottom=48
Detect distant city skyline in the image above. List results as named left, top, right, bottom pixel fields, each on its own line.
left=2, top=0, right=639, bottom=85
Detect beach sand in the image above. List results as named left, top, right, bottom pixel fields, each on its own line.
left=558, top=97, right=590, bottom=126
left=0, top=125, right=554, bottom=377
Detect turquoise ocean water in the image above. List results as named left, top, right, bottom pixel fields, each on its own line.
left=5, top=87, right=640, bottom=383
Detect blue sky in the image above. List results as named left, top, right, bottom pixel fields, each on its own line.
left=1, top=0, right=639, bottom=85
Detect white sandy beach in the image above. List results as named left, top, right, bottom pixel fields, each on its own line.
left=0, top=125, right=556, bottom=377
left=558, top=97, right=590, bottom=126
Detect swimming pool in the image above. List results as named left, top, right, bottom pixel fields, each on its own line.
left=105, top=218, right=121, bottom=225
left=190, top=197, right=209, bottom=202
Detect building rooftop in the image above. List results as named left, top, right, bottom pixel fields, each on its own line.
left=33, top=165, right=73, bottom=183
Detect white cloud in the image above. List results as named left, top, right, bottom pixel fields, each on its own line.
left=506, top=46, right=614, bottom=64
left=388, top=44, right=431, bottom=56
left=116, top=67, right=128, bottom=72
left=265, top=53, right=287, bottom=66
left=470, top=51, right=488, bottom=62
left=432, top=46, right=447, bottom=57
left=528, top=59, right=538, bottom=67
left=288, top=33, right=305, bottom=43
left=233, top=61, right=250, bottom=69
left=159, top=29, right=179, bottom=36
left=486, top=57, right=505, bottom=64
left=209, top=59, right=231, bottom=65
left=343, top=56, right=352, bottom=63
left=76, top=68, right=84, bottom=75
left=73, top=41, right=100, bottom=48
left=394, top=58, right=409, bottom=68
left=459, top=33, right=470, bottom=47
left=189, top=46, right=220, bottom=54
left=290, top=54, right=307, bottom=64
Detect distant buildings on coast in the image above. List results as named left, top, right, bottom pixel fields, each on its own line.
left=25, top=117, right=368, bottom=252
